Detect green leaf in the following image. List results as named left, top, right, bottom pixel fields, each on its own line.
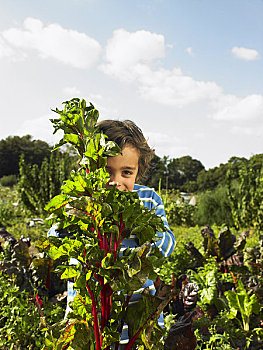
left=60, top=266, right=80, bottom=279
left=64, top=134, right=85, bottom=154
left=45, top=194, right=69, bottom=212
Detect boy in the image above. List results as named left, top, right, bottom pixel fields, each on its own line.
left=48, top=119, right=176, bottom=348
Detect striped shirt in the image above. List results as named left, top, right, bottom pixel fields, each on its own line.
left=47, top=184, right=176, bottom=345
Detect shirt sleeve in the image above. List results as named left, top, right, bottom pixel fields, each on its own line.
left=47, top=226, right=59, bottom=237
left=151, top=191, right=176, bottom=257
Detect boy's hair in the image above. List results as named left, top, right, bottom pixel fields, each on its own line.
left=97, top=119, right=154, bottom=180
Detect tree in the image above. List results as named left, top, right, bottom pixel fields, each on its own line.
left=0, top=135, right=52, bottom=177
left=142, top=154, right=168, bottom=189
left=167, top=156, right=204, bottom=190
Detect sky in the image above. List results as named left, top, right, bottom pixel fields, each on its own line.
left=0, top=0, right=262, bottom=169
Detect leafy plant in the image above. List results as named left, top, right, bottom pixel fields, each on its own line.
left=227, top=162, right=263, bottom=232
left=195, top=324, right=236, bottom=350
left=0, top=271, right=64, bottom=350
left=41, top=98, right=171, bottom=349
left=0, top=174, right=17, bottom=187
left=18, top=150, right=72, bottom=215
left=194, top=186, right=234, bottom=227
left=225, top=279, right=261, bottom=332
left=159, top=188, right=196, bottom=227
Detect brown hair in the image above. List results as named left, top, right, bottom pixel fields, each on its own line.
left=97, top=119, right=154, bottom=180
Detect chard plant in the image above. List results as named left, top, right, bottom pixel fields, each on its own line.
left=41, top=98, right=168, bottom=350
left=225, top=279, right=261, bottom=332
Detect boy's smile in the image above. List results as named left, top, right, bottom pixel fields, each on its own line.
left=106, top=145, right=139, bottom=192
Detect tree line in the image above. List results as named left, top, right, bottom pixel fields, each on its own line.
left=1, top=135, right=263, bottom=194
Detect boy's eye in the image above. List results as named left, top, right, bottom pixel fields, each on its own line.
left=123, top=170, right=132, bottom=175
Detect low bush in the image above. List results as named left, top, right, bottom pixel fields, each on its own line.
left=0, top=272, right=64, bottom=350
left=194, top=186, right=234, bottom=227
left=0, top=174, right=17, bottom=187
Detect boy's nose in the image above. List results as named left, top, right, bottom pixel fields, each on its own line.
left=108, top=180, right=119, bottom=187
left=108, top=174, right=121, bottom=188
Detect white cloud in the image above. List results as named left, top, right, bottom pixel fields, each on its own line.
left=63, top=86, right=81, bottom=97
left=2, top=17, right=102, bottom=68
left=230, top=125, right=263, bottom=139
left=15, top=114, right=62, bottom=145
left=211, top=94, right=263, bottom=121
left=100, top=29, right=263, bottom=121
left=100, top=29, right=223, bottom=107
left=232, top=46, right=259, bottom=61
left=100, top=28, right=165, bottom=81
left=136, top=65, right=222, bottom=107
left=186, top=47, right=194, bottom=56
left=145, top=131, right=187, bottom=157
left=0, top=36, right=20, bottom=60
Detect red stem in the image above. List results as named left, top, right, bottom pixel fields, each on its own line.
left=114, top=235, right=117, bottom=261
left=109, top=232, right=113, bottom=252
left=124, top=309, right=156, bottom=350
left=72, top=122, right=83, bottom=139
left=86, top=281, right=101, bottom=350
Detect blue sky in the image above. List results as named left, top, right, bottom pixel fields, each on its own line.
left=0, top=0, right=262, bottom=169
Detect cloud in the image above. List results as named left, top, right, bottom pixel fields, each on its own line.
left=100, top=29, right=263, bottom=121
left=100, top=28, right=165, bottom=81
left=230, top=125, right=263, bottom=136
left=100, top=29, right=223, bottom=107
left=63, top=86, right=81, bottom=97
left=145, top=131, right=187, bottom=157
left=15, top=114, right=62, bottom=145
left=186, top=47, right=194, bottom=56
left=210, top=94, right=263, bottom=121
left=0, top=36, right=21, bottom=60
left=2, top=17, right=102, bottom=68
left=232, top=46, right=259, bottom=61
left=136, top=65, right=222, bottom=107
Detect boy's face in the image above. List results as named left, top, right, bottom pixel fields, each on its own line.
left=106, top=145, right=139, bottom=192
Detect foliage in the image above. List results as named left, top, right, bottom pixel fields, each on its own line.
left=194, top=325, right=236, bottom=350
left=143, top=154, right=168, bottom=190
left=0, top=271, right=65, bottom=350
left=187, top=258, right=224, bottom=312
left=143, top=155, right=204, bottom=191
left=0, top=135, right=52, bottom=178
left=193, top=186, right=234, bottom=227
left=159, top=223, right=263, bottom=349
left=41, top=98, right=175, bottom=349
left=167, top=156, right=204, bottom=191
left=225, top=280, right=261, bottom=331
left=18, top=150, right=72, bottom=215
left=160, top=189, right=197, bottom=227
left=155, top=243, right=203, bottom=284
left=0, top=174, right=17, bottom=187
left=0, top=186, right=21, bottom=228
left=0, top=199, right=17, bottom=228
left=227, top=160, right=263, bottom=232
left=0, top=229, right=66, bottom=350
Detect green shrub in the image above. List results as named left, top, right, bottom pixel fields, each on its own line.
left=156, top=242, right=202, bottom=283
left=159, top=189, right=197, bottom=227
left=0, top=272, right=64, bottom=350
left=18, top=150, right=72, bottom=215
left=194, top=186, right=234, bottom=227
left=0, top=174, right=17, bottom=187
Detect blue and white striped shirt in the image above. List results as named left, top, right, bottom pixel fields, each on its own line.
left=48, top=184, right=176, bottom=345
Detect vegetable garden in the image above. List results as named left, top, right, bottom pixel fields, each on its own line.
left=0, top=98, right=262, bottom=349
